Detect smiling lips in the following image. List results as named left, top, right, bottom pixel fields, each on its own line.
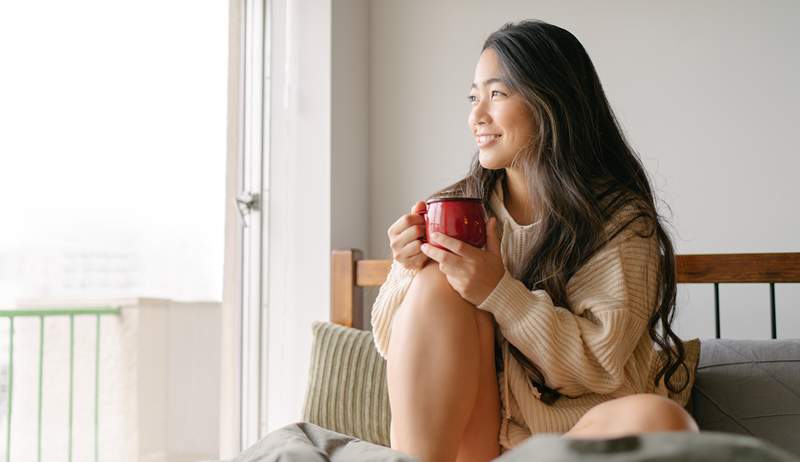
left=476, top=134, right=501, bottom=147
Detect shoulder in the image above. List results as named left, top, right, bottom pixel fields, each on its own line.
left=602, top=201, right=658, bottom=246
left=567, top=203, right=662, bottom=306
left=578, top=202, right=661, bottom=275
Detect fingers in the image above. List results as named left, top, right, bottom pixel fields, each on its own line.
left=420, top=242, right=460, bottom=269
left=387, top=211, right=425, bottom=239
left=395, top=238, right=422, bottom=261
left=410, top=200, right=427, bottom=214
left=396, top=240, right=429, bottom=270
left=390, top=224, right=425, bottom=254
left=388, top=201, right=429, bottom=269
left=428, top=232, right=472, bottom=257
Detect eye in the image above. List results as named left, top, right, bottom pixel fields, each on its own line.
left=467, top=91, right=505, bottom=104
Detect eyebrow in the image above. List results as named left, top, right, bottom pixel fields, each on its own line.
left=470, top=77, right=509, bottom=90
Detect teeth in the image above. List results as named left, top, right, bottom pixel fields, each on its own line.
left=478, top=135, right=499, bottom=144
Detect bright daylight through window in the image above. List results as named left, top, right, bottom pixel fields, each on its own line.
left=0, top=1, right=228, bottom=460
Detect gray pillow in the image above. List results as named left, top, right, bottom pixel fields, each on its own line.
left=302, top=321, right=391, bottom=446
left=691, top=339, right=800, bottom=457
left=497, top=431, right=800, bottom=462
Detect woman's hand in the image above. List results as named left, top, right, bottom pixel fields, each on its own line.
left=420, top=216, right=505, bottom=306
left=387, top=201, right=429, bottom=271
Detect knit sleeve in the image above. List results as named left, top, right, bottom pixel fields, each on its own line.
left=477, top=228, right=659, bottom=397
left=370, top=259, right=420, bottom=359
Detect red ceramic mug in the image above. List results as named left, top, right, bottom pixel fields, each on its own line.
left=419, top=197, right=487, bottom=250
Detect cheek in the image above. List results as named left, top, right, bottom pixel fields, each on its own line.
left=498, top=106, right=535, bottom=146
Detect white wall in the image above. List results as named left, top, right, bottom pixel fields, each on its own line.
left=365, top=0, right=800, bottom=339
left=332, top=0, right=371, bottom=255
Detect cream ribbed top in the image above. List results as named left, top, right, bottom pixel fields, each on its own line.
left=371, top=180, right=663, bottom=451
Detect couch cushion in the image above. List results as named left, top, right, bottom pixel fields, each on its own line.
left=302, top=321, right=391, bottom=447
left=691, top=339, right=800, bottom=457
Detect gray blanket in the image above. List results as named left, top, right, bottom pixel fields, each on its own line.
left=225, top=423, right=416, bottom=462
left=224, top=422, right=799, bottom=462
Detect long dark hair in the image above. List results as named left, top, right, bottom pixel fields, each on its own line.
left=436, top=20, right=687, bottom=404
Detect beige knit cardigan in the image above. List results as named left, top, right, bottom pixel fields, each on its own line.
left=371, top=181, right=667, bottom=451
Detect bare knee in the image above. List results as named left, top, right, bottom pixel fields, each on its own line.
left=614, top=394, right=698, bottom=433
left=401, top=261, right=471, bottom=318
left=650, top=395, right=698, bottom=432
left=567, top=394, right=698, bottom=439
left=410, top=261, right=459, bottom=299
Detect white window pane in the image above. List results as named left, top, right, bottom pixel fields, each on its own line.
left=0, top=0, right=228, bottom=303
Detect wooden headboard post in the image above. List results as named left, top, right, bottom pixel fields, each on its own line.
left=331, top=249, right=364, bottom=329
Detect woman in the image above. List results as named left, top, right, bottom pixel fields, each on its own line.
left=371, top=20, right=698, bottom=462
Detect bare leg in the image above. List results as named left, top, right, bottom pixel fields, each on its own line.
left=387, top=262, right=499, bottom=462
left=564, top=393, right=699, bottom=439
left=455, top=309, right=501, bottom=462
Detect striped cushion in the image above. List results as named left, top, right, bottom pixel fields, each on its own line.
left=302, top=321, right=391, bottom=446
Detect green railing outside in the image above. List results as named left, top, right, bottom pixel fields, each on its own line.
left=0, top=307, right=121, bottom=462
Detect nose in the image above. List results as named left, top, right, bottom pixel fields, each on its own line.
left=469, top=98, right=491, bottom=130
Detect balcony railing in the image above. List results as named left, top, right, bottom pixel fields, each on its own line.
left=1, top=307, right=120, bottom=462
left=0, top=299, right=221, bottom=462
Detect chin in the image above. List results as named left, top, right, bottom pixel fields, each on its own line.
left=478, top=150, right=509, bottom=170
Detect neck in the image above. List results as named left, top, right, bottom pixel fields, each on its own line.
left=503, top=168, right=535, bottom=225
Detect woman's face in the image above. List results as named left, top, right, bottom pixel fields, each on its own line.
left=468, top=48, right=536, bottom=170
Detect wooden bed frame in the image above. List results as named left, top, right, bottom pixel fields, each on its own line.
left=331, top=250, right=800, bottom=338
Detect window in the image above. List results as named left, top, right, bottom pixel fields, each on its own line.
left=0, top=0, right=228, bottom=304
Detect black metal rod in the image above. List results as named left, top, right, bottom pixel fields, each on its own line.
left=714, top=283, right=721, bottom=339
left=770, top=283, right=777, bottom=339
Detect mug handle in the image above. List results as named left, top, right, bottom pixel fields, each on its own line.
left=417, top=208, right=428, bottom=243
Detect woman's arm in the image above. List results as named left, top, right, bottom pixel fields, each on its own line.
left=477, top=229, right=659, bottom=397
left=370, top=260, right=420, bottom=359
